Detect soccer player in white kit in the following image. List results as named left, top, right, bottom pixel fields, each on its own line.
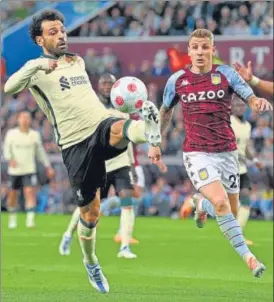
left=160, top=29, right=272, bottom=277
left=3, top=111, right=54, bottom=228
left=4, top=10, right=162, bottom=293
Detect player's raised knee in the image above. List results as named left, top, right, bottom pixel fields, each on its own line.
left=212, top=196, right=231, bottom=215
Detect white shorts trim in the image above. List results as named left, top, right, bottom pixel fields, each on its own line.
left=135, top=165, right=145, bottom=188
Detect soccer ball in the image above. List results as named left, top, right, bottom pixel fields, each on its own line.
left=110, top=76, right=148, bottom=113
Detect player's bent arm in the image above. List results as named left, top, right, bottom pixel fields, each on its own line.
left=35, top=132, right=51, bottom=168
left=160, top=105, right=174, bottom=135
left=161, top=71, right=182, bottom=135
left=250, top=77, right=273, bottom=96
left=217, top=65, right=273, bottom=113
left=3, top=130, right=13, bottom=161
left=4, top=58, right=51, bottom=95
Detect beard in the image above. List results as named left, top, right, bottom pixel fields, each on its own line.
left=46, top=44, right=68, bottom=57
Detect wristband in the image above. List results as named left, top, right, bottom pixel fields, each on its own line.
left=250, top=76, right=260, bottom=87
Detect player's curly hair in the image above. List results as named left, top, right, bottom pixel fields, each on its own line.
left=29, top=9, right=65, bottom=44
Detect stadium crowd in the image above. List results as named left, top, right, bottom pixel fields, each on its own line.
left=1, top=0, right=273, bottom=219
left=1, top=1, right=54, bottom=32
left=72, top=1, right=273, bottom=37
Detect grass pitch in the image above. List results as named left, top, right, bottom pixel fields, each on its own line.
left=1, top=214, right=273, bottom=302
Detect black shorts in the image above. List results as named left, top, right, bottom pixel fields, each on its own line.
left=101, top=166, right=134, bottom=199
left=240, top=173, right=252, bottom=190
left=8, top=174, right=38, bottom=190
left=62, top=117, right=127, bottom=207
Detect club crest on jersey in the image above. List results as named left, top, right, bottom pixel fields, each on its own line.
left=198, top=168, right=209, bottom=180
left=211, top=74, right=221, bottom=85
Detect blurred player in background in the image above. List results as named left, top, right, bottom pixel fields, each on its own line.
left=3, top=111, right=54, bottom=229
left=4, top=10, right=162, bottom=294
left=233, top=61, right=273, bottom=96
left=160, top=29, right=272, bottom=277
left=59, top=73, right=139, bottom=259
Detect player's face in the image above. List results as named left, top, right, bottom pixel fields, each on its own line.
left=98, top=80, right=114, bottom=98
left=37, top=20, right=68, bottom=56
left=188, top=37, right=216, bottom=71
left=18, top=113, right=31, bottom=129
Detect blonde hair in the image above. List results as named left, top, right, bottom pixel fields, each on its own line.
left=189, top=29, right=214, bottom=44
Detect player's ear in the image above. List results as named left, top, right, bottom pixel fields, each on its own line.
left=36, top=36, right=44, bottom=47
left=187, top=46, right=191, bottom=56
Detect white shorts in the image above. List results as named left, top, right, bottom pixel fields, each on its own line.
left=183, top=151, right=240, bottom=194
left=135, top=165, right=145, bottom=188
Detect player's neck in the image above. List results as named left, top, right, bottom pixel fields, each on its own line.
left=190, top=64, right=212, bottom=74
left=19, top=127, right=29, bottom=133
left=42, top=50, right=61, bottom=59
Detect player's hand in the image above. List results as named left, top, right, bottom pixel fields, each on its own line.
left=155, top=159, right=168, bottom=173
left=46, top=167, right=55, bottom=179
left=255, top=161, right=264, bottom=170
left=9, top=159, right=17, bottom=168
left=37, top=58, right=58, bottom=73
left=233, top=61, right=253, bottom=82
left=249, top=97, right=273, bottom=114
left=148, top=146, right=161, bottom=164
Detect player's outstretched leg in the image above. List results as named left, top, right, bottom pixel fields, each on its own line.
left=117, top=194, right=137, bottom=259
left=59, top=207, right=80, bottom=255
left=200, top=181, right=266, bottom=278
left=78, top=191, right=109, bottom=293
left=110, top=100, right=161, bottom=148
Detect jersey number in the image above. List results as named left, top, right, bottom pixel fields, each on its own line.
left=229, top=174, right=240, bottom=189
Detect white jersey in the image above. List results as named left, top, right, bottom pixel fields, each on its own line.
left=105, top=108, right=134, bottom=173
left=3, top=127, right=50, bottom=176
left=231, top=115, right=252, bottom=174
left=4, top=54, right=111, bottom=149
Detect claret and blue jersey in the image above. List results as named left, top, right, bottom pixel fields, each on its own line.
left=163, top=64, right=254, bottom=153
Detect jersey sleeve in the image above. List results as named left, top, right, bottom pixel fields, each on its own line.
left=217, top=65, right=254, bottom=102
left=162, top=70, right=185, bottom=109
left=35, top=132, right=51, bottom=167
left=3, top=130, right=13, bottom=160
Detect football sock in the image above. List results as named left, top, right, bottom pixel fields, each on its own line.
left=26, top=206, right=36, bottom=226
left=77, top=217, right=98, bottom=265
left=201, top=198, right=216, bottom=217
left=123, top=120, right=147, bottom=144
left=237, top=206, right=250, bottom=229
left=120, top=197, right=134, bottom=249
left=66, top=207, right=80, bottom=236
left=216, top=213, right=252, bottom=259
left=8, top=207, right=17, bottom=226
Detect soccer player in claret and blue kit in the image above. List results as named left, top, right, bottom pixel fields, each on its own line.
left=160, top=29, right=272, bottom=278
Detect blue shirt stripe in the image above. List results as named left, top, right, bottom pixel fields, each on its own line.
left=216, top=65, right=254, bottom=102
left=163, top=70, right=185, bottom=109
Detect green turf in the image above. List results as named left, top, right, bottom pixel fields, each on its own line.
left=1, top=214, right=273, bottom=302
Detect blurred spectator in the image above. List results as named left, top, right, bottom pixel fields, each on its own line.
left=125, top=20, right=142, bottom=37
left=88, top=21, right=100, bottom=37
left=206, top=18, right=222, bottom=35
left=139, top=60, right=153, bottom=76
left=83, top=48, right=102, bottom=77
left=252, top=118, right=273, bottom=154
left=152, top=50, right=170, bottom=76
